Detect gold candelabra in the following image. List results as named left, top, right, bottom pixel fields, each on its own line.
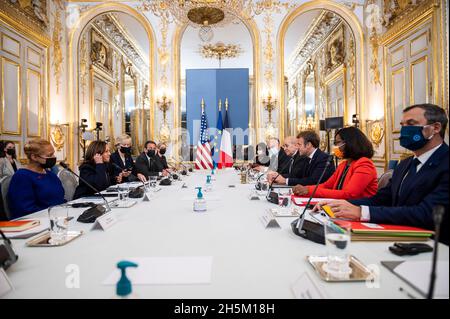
left=156, top=94, right=172, bottom=123
left=262, top=93, right=277, bottom=123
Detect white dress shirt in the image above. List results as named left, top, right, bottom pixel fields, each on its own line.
left=360, top=143, right=443, bottom=221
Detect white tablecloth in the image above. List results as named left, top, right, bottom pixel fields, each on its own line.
left=3, top=169, right=448, bottom=299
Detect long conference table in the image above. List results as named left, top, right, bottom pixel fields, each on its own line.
left=3, top=169, right=449, bottom=299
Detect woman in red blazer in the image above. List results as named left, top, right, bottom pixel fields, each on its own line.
left=293, top=127, right=378, bottom=200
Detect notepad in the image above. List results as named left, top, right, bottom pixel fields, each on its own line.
left=103, top=257, right=213, bottom=285
left=0, top=219, right=40, bottom=232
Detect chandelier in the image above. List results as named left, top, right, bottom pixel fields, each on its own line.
left=200, top=42, right=243, bottom=67
left=139, top=1, right=291, bottom=30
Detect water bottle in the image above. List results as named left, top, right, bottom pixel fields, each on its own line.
left=193, top=187, right=207, bottom=212
left=211, top=168, right=217, bottom=181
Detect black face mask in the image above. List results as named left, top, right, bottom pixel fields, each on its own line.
left=6, top=149, right=16, bottom=156
left=120, top=147, right=131, bottom=155
left=147, top=150, right=156, bottom=157
left=159, top=148, right=166, bottom=155
left=39, top=156, right=57, bottom=169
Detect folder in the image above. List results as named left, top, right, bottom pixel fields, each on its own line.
left=334, top=221, right=434, bottom=241
left=0, top=219, right=40, bottom=232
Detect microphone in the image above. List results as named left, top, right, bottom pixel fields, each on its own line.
left=265, top=154, right=295, bottom=204
left=427, top=205, right=445, bottom=299
left=59, top=162, right=111, bottom=217
left=0, top=229, right=18, bottom=270
left=291, top=154, right=334, bottom=244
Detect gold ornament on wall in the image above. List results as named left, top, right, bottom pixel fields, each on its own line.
left=51, top=124, right=67, bottom=151
left=52, top=9, right=63, bottom=94
left=367, top=120, right=385, bottom=147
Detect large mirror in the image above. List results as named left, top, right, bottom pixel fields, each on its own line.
left=76, top=12, right=151, bottom=160
left=283, top=9, right=357, bottom=141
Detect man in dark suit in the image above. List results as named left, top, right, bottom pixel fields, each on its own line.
left=318, top=104, right=449, bottom=244
left=289, top=131, right=335, bottom=186
left=267, top=136, right=304, bottom=184
left=135, top=141, right=167, bottom=179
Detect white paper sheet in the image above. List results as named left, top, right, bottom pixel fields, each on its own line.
left=395, top=260, right=449, bottom=298
left=103, top=256, right=213, bottom=285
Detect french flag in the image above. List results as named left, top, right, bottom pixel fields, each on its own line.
left=219, top=104, right=233, bottom=168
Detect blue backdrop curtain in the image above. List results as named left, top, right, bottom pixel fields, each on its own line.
left=186, top=68, right=250, bottom=147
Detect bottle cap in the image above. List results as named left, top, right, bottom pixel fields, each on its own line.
left=195, top=187, right=203, bottom=199
left=116, top=260, right=138, bottom=297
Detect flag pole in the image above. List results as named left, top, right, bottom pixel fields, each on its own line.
left=201, top=98, right=205, bottom=112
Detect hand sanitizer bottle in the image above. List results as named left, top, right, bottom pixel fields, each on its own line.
left=193, top=187, right=207, bottom=212
left=115, top=260, right=138, bottom=299
left=205, top=175, right=213, bottom=192
left=211, top=168, right=217, bottom=181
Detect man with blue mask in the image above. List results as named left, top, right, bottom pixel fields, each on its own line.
left=315, top=104, right=449, bottom=244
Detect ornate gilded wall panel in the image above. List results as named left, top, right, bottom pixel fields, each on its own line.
left=26, top=68, right=42, bottom=137
left=1, top=57, right=21, bottom=135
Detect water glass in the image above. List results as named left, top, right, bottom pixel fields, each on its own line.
left=48, top=205, right=69, bottom=245
left=149, top=176, right=158, bottom=190
left=323, top=220, right=352, bottom=279
left=118, top=184, right=129, bottom=203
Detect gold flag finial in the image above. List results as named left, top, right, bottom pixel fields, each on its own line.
left=225, top=98, right=229, bottom=111
left=218, top=99, right=222, bottom=111
left=201, top=98, right=205, bottom=112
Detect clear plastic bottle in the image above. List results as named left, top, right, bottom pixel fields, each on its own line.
left=193, top=187, right=207, bottom=212
left=205, top=175, right=213, bottom=192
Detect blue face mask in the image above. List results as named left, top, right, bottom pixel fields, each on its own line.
left=399, top=125, right=434, bottom=151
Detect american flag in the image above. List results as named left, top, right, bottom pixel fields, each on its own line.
left=195, top=108, right=213, bottom=169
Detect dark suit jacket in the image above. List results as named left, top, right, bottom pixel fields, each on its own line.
left=158, top=155, right=169, bottom=170
left=350, top=143, right=449, bottom=244
left=276, top=148, right=291, bottom=175
left=73, top=162, right=117, bottom=199
left=279, top=152, right=306, bottom=180
left=135, top=153, right=164, bottom=178
left=287, top=148, right=335, bottom=186
left=110, top=151, right=137, bottom=182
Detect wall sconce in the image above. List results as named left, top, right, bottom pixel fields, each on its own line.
left=50, top=122, right=69, bottom=151
left=366, top=119, right=385, bottom=147
left=157, top=92, right=172, bottom=144
left=262, top=93, right=277, bottom=123
left=156, top=94, right=172, bottom=124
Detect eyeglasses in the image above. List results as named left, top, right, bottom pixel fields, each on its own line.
left=333, top=141, right=346, bottom=147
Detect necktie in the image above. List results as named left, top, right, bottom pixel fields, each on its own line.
left=288, top=157, right=294, bottom=175
left=398, top=158, right=421, bottom=197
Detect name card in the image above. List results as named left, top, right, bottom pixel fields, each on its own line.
left=92, top=213, right=118, bottom=231
left=260, top=213, right=280, bottom=228
left=248, top=193, right=260, bottom=200
left=0, top=268, right=14, bottom=297
left=291, top=272, right=326, bottom=299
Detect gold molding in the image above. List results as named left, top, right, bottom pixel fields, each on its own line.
left=0, top=11, right=51, bottom=48
left=409, top=30, right=429, bottom=57
left=26, top=68, right=42, bottom=138
left=324, top=65, right=347, bottom=122
left=390, top=45, right=405, bottom=67
left=1, top=32, right=21, bottom=58
left=390, top=67, right=406, bottom=133
left=68, top=2, right=156, bottom=169
left=1, top=56, right=22, bottom=135
left=277, top=0, right=365, bottom=140
left=380, top=0, right=439, bottom=45
left=409, top=55, right=429, bottom=105
left=26, top=47, right=42, bottom=68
